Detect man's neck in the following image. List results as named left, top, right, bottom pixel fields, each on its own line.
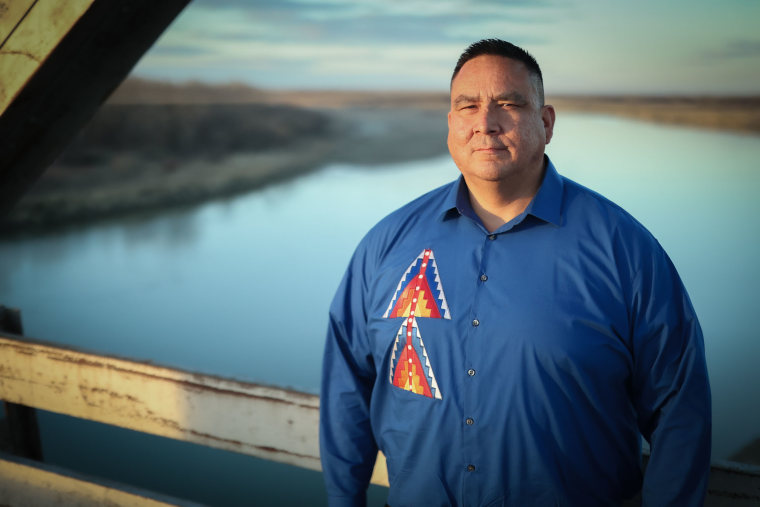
left=464, top=160, right=546, bottom=233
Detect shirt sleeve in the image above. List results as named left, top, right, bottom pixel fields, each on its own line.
left=320, top=243, right=379, bottom=507
left=629, top=242, right=711, bottom=506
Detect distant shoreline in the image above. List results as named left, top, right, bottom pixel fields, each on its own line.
left=2, top=78, right=758, bottom=235
left=549, top=95, right=760, bottom=135
left=269, top=91, right=760, bottom=136
left=106, top=79, right=760, bottom=135
left=0, top=105, right=449, bottom=236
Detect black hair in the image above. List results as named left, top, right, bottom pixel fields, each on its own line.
left=451, top=39, right=544, bottom=105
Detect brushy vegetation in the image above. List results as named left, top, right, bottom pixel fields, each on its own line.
left=57, top=103, right=335, bottom=166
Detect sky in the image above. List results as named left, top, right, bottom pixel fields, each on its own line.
left=132, top=0, right=760, bottom=95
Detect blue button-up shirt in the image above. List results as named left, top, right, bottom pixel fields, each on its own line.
left=320, top=158, right=710, bottom=506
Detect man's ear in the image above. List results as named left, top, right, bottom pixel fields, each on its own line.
left=542, top=105, right=556, bottom=145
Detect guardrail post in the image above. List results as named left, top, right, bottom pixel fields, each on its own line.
left=0, top=306, right=43, bottom=461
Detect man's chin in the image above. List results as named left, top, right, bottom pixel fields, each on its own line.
left=476, top=161, right=514, bottom=175
left=460, top=166, right=515, bottom=183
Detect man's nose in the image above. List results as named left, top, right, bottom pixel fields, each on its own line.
left=473, top=105, right=501, bottom=134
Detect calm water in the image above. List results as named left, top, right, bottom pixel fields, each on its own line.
left=1, top=114, right=758, bottom=503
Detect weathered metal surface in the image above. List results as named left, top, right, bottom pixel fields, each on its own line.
left=0, top=451, right=204, bottom=507
left=0, top=331, right=391, bottom=489
left=0, top=334, right=322, bottom=471
left=0, top=0, right=94, bottom=114
left=0, top=0, right=36, bottom=45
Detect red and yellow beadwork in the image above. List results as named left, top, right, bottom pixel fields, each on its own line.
left=385, top=249, right=449, bottom=400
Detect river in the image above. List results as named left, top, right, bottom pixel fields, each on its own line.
left=1, top=113, right=758, bottom=505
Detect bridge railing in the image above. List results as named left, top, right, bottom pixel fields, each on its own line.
left=0, top=305, right=387, bottom=506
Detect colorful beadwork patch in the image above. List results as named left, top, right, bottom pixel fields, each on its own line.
left=384, top=249, right=449, bottom=399
left=389, top=317, right=442, bottom=399
left=383, top=249, right=450, bottom=320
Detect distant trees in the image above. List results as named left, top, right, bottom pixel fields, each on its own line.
left=57, top=103, right=334, bottom=166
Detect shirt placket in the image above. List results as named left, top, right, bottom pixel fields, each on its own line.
left=461, top=230, right=497, bottom=505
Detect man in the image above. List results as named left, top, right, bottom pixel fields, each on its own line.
left=320, top=39, right=710, bottom=506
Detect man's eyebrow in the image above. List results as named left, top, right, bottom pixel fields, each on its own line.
left=452, top=94, right=478, bottom=106
left=495, top=92, right=528, bottom=104
left=452, top=92, right=529, bottom=106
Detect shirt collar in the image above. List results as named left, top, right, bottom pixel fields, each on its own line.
left=525, top=156, right=563, bottom=226
left=440, top=155, right=563, bottom=227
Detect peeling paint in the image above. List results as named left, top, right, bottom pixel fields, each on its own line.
left=0, top=333, right=340, bottom=491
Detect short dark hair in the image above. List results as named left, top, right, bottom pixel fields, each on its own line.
left=451, top=39, right=544, bottom=106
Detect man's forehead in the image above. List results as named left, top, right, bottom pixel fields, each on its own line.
left=450, top=55, right=534, bottom=100
left=453, top=55, right=530, bottom=84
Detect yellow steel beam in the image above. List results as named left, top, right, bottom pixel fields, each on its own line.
left=0, top=0, right=95, bottom=115
left=0, top=0, right=36, bottom=44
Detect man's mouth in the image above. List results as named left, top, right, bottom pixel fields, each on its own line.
left=474, top=146, right=508, bottom=153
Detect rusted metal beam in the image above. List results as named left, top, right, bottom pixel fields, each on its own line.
left=0, top=0, right=191, bottom=217
left=0, top=306, right=42, bottom=461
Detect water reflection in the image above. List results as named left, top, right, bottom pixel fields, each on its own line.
left=119, top=208, right=201, bottom=250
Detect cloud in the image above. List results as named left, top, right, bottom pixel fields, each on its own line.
left=137, top=38, right=464, bottom=89
left=136, top=0, right=760, bottom=93
left=137, top=0, right=564, bottom=90
left=163, top=0, right=561, bottom=48
left=148, top=44, right=213, bottom=57
left=187, top=0, right=559, bottom=24
left=701, top=39, right=760, bottom=61
left=191, top=0, right=556, bottom=12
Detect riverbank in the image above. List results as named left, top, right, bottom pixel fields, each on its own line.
left=550, top=95, right=760, bottom=135
left=2, top=78, right=758, bottom=234
left=0, top=105, right=448, bottom=235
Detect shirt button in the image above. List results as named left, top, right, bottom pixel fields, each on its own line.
left=472, top=319, right=479, bottom=327
left=465, top=418, right=474, bottom=425
left=480, top=274, right=488, bottom=282
left=488, top=234, right=496, bottom=240
left=466, top=464, right=476, bottom=472
left=467, top=368, right=476, bottom=377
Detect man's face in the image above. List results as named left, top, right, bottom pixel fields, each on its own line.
left=447, top=55, right=555, bottom=186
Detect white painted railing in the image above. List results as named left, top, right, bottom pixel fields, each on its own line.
left=0, top=332, right=387, bottom=506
